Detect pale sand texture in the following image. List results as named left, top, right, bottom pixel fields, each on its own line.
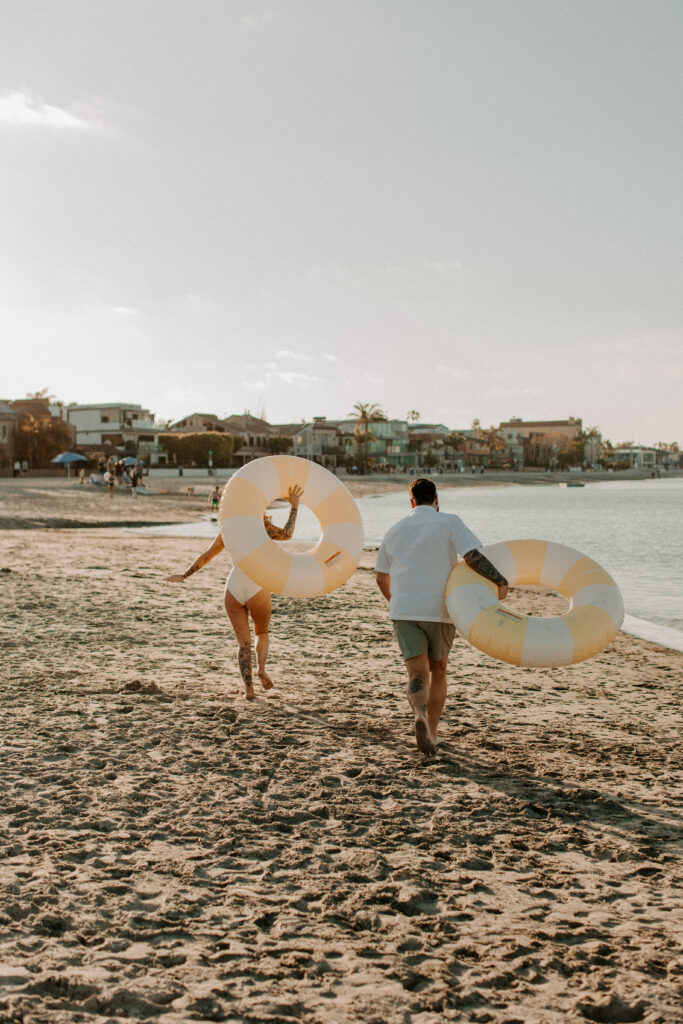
left=1, top=528, right=682, bottom=1024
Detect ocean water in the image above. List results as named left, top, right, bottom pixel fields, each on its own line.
left=355, top=478, right=683, bottom=652
left=131, top=478, right=683, bottom=653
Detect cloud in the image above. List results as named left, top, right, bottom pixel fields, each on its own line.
left=384, top=258, right=464, bottom=277
left=486, top=386, right=543, bottom=397
left=323, top=353, right=338, bottom=362
left=437, top=407, right=474, bottom=424
left=267, top=370, right=320, bottom=386
left=107, top=306, right=138, bottom=316
left=362, top=371, right=384, bottom=385
left=307, top=263, right=350, bottom=280
left=238, top=370, right=320, bottom=390
left=276, top=349, right=310, bottom=361
left=422, top=258, right=464, bottom=275
left=163, top=386, right=209, bottom=409
left=437, top=365, right=472, bottom=379
left=0, top=91, right=100, bottom=131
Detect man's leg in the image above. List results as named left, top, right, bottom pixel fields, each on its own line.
left=404, top=653, right=436, bottom=757
left=427, top=657, right=448, bottom=738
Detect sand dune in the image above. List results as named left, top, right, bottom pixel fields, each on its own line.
left=1, top=525, right=682, bottom=1023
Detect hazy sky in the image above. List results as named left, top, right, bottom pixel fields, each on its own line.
left=2, top=0, right=681, bottom=443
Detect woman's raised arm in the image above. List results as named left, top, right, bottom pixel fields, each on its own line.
left=264, top=484, right=303, bottom=541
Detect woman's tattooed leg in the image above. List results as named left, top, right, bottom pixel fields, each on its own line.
left=238, top=641, right=255, bottom=699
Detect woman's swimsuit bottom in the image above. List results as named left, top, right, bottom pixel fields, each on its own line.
left=226, top=565, right=263, bottom=605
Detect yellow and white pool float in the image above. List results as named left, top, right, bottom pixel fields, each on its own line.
left=445, top=539, right=624, bottom=667
left=219, top=456, right=364, bottom=598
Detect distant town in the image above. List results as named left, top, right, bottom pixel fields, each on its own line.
left=1, top=391, right=680, bottom=475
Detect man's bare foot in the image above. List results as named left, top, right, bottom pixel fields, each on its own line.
left=258, top=671, right=274, bottom=690
left=414, top=713, right=436, bottom=757
left=407, top=678, right=436, bottom=756
left=244, top=684, right=256, bottom=700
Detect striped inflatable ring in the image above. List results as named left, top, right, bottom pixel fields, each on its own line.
left=219, top=456, right=364, bottom=598
left=445, top=539, right=624, bottom=667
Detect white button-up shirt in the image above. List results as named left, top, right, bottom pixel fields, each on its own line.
left=375, top=504, right=482, bottom=623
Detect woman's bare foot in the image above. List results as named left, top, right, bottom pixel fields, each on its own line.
left=244, top=684, right=256, bottom=700
left=258, top=671, right=274, bottom=690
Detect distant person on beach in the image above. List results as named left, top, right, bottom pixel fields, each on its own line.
left=165, top=485, right=303, bottom=699
left=209, top=485, right=221, bottom=515
left=130, top=465, right=139, bottom=498
left=375, top=477, right=508, bottom=756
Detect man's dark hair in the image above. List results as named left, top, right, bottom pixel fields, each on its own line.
left=409, top=477, right=437, bottom=505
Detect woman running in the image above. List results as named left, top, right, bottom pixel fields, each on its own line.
left=165, top=484, right=303, bottom=699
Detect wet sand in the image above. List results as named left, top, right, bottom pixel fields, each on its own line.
left=0, top=476, right=498, bottom=531
left=3, top=469, right=679, bottom=531
left=1, top=514, right=682, bottom=1023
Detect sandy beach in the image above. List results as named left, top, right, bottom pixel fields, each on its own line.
left=1, top=484, right=682, bottom=1023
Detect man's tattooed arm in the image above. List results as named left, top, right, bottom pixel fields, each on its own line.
left=265, top=506, right=298, bottom=541
left=464, top=549, right=508, bottom=588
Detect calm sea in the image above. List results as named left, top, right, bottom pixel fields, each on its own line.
left=133, top=478, right=683, bottom=654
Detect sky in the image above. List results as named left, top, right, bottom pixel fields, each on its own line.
left=1, top=0, right=681, bottom=444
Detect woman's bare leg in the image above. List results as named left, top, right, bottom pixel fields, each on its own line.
left=246, top=591, right=273, bottom=689
left=224, top=588, right=255, bottom=699
left=255, top=633, right=271, bottom=688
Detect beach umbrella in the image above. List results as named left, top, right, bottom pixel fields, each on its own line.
left=51, top=451, right=88, bottom=479
left=122, top=456, right=142, bottom=465
left=51, top=452, right=88, bottom=464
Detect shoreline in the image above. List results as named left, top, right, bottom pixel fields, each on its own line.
left=2, top=475, right=681, bottom=657
left=1, top=470, right=681, bottom=531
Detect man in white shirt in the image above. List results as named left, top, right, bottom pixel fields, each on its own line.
left=375, top=478, right=508, bottom=756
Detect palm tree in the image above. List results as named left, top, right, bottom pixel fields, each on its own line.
left=448, top=431, right=468, bottom=465
left=482, top=426, right=507, bottom=466
left=407, top=409, right=421, bottom=423
left=25, top=388, right=55, bottom=401
left=350, top=402, right=387, bottom=472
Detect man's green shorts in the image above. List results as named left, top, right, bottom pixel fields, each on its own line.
left=392, top=619, right=456, bottom=661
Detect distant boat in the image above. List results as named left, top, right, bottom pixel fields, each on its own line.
left=566, top=482, right=586, bottom=487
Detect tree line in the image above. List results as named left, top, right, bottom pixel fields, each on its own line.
left=157, top=432, right=293, bottom=467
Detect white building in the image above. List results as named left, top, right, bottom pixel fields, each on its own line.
left=292, top=417, right=343, bottom=467
left=610, top=447, right=657, bottom=470
left=67, top=403, right=162, bottom=462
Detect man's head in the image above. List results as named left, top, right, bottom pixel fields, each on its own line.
left=409, top=477, right=438, bottom=508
